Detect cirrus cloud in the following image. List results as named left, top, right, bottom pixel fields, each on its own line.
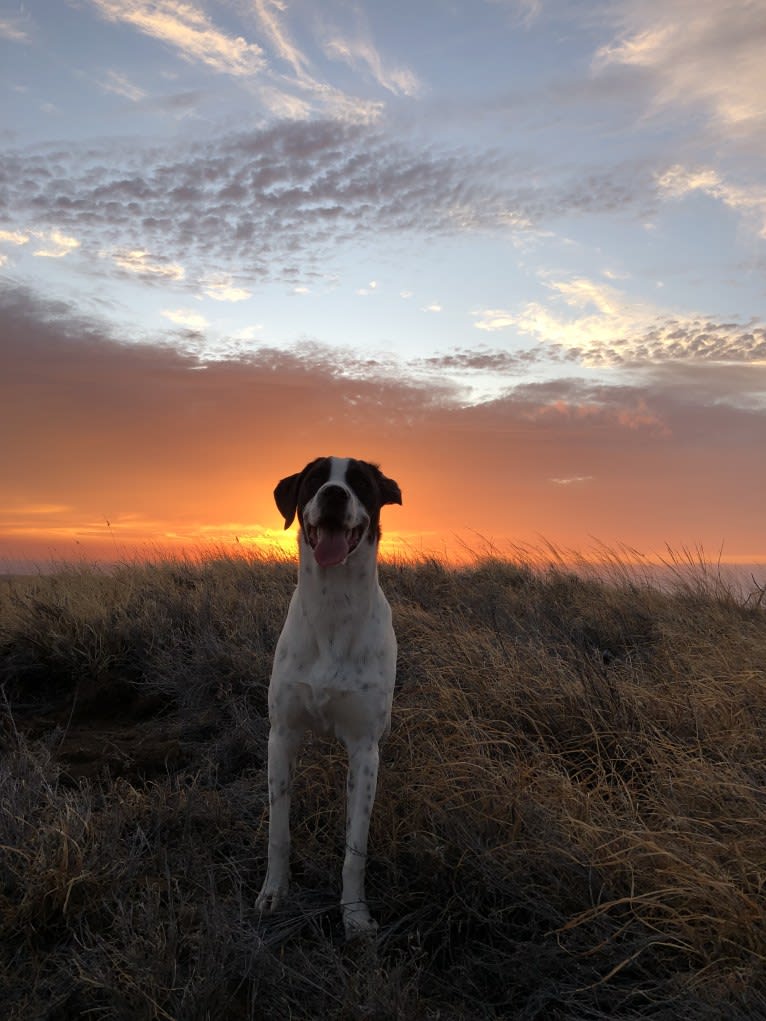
left=89, top=0, right=266, bottom=77
left=323, top=34, right=420, bottom=97
left=594, top=0, right=766, bottom=147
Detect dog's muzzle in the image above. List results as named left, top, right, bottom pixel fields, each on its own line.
left=305, top=485, right=368, bottom=567
left=307, top=524, right=366, bottom=567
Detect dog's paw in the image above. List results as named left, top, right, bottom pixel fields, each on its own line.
left=342, top=903, right=379, bottom=940
left=256, top=879, right=288, bottom=914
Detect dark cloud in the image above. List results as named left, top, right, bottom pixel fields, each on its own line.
left=639, top=318, right=766, bottom=363
left=138, top=90, right=207, bottom=114
left=638, top=359, right=766, bottom=411
left=0, top=281, right=444, bottom=508
left=413, top=345, right=574, bottom=374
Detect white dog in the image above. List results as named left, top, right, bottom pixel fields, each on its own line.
left=256, top=456, right=402, bottom=937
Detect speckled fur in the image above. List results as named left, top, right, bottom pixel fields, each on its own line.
left=256, top=456, right=401, bottom=938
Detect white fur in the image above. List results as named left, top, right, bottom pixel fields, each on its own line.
left=256, top=457, right=397, bottom=937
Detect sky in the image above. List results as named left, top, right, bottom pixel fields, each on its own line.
left=1, top=0, right=765, bottom=570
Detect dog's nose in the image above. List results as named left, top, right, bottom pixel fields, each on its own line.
left=319, top=484, right=349, bottom=514
left=315, top=484, right=350, bottom=530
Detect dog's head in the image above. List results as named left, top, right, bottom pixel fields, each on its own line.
left=274, top=456, right=402, bottom=568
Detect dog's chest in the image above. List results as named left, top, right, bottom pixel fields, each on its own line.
left=271, top=578, right=395, bottom=738
left=279, top=583, right=392, bottom=679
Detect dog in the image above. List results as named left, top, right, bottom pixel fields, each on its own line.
left=256, top=456, right=402, bottom=937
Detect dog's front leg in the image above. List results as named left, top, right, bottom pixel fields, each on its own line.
left=256, top=726, right=302, bottom=913
left=341, top=739, right=380, bottom=938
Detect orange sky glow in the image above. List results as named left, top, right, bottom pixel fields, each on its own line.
left=1, top=288, right=764, bottom=575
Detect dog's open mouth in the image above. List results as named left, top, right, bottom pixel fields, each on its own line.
left=307, top=524, right=365, bottom=567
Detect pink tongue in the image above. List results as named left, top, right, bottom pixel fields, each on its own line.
left=314, top=529, right=349, bottom=567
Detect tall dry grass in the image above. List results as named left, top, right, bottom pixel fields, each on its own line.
left=1, top=551, right=765, bottom=1019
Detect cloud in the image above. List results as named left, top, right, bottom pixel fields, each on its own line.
left=31, top=229, right=80, bottom=258
left=246, top=0, right=383, bottom=121
left=594, top=0, right=766, bottom=148
left=10, top=503, right=74, bottom=516
left=0, top=15, right=31, bottom=42
left=475, top=275, right=766, bottom=377
left=89, top=0, right=266, bottom=77
left=202, top=275, right=252, bottom=302
left=251, top=0, right=310, bottom=78
left=656, top=164, right=766, bottom=237
left=508, top=384, right=670, bottom=436
left=0, top=229, right=30, bottom=246
left=414, top=346, right=552, bottom=374
left=232, top=324, right=263, bottom=342
left=100, top=70, right=147, bottom=102
left=639, top=319, right=766, bottom=366
left=421, top=303, right=442, bottom=313
left=161, top=307, right=208, bottom=330
left=111, top=249, right=186, bottom=281
left=0, top=122, right=562, bottom=285
left=656, top=165, right=720, bottom=199
left=474, top=309, right=517, bottom=333
left=549, top=476, right=594, bottom=486
left=323, top=35, right=420, bottom=97
left=85, top=0, right=388, bottom=124
left=548, top=277, right=624, bottom=316
left=487, top=0, right=543, bottom=26
left=143, top=89, right=206, bottom=115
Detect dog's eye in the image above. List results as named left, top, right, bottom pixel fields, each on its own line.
left=346, top=465, right=376, bottom=509
left=300, top=464, right=330, bottom=505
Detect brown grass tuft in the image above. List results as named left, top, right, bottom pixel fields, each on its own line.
left=1, top=550, right=765, bottom=1019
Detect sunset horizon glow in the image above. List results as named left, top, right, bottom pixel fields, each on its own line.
left=2, top=514, right=764, bottom=578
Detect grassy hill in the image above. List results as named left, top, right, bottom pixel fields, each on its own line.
left=1, top=553, right=765, bottom=1019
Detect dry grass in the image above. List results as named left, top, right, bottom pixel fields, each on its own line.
left=1, top=551, right=765, bottom=1019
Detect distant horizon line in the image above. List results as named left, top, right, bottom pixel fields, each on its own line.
left=1, top=538, right=764, bottom=599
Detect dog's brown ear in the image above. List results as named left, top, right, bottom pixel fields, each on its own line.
left=377, top=470, right=402, bottom=507
left=274, top=472, right=302, bottom=528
